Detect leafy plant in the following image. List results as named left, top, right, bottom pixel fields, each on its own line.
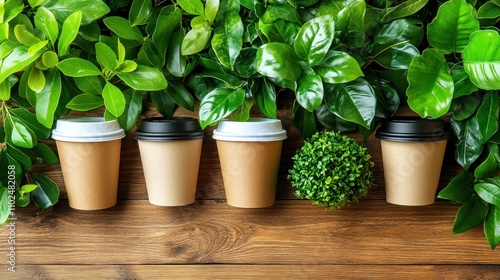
left=403, top=0, right=500, bottom=249
left=189, top=0, right=441, bottom=138
left=288, top=131, right=374, bottom=209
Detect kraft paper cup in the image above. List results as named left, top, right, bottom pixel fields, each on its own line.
left=135, top=117, right=204, bottom=206
left=52, top=117, right=125, bottom=210
left=213, top=118, right=287, bottom=208
left=375, top=117, right=451, bottom=206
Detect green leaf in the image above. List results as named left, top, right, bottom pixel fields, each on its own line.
left=296, top=65, right=323, bottom=111
left=232, top=98, right=254, bottom=122
left=258, top=19, right=301, bottom=45
left=34, top=7, right=59, bottom=46
left=382, top=0, right=429, bottom=23
left=42, top=0, right=110, bottom=25
left=74, top=76, right=103, bottom=95
left=117, top=65, right=167, bottom=91
left=254, top=78, right=277, bottom=119
left=0, top=188, right=9, bottom=225
left=28, top=0, right=45, bottom=7
left=475, top=180, right=500, bottom=206
left=256, top=43, right=301, bottom=81
left=31, top=174, right=59, bottom=209
left=485, top=204, right=500, bottom=249
left=16, top=189, right=31, bottom=207
left=293, top=15, right=334, bottom=66
left=150, top=91, right=176, bottom=117
left=66, top=93, right=104, bottom=111
left=324, top=78, right=377, bottom=129
left=205, top=0, right=220, bottom=23
left=475, top=153, right=500, bottom=180
left=117, top=61, right=137, bottom=73
left=57, top=58, right=101, bottom=77
left=0, top=44, right=45, bottom=84
left=58, top=11, right=82, bottom=57
left=3, top=0, right=23, bottom=23
left=452, top=95, right=480, bottom=121
left=0, top=79, right=10, bottom=101
left=477, top=0, right=500, bottom=19
left=129, top=0, right=152, bottom=26
left=152, top=6, right=182, bottom=65
left=4, top=116, right=36, bottom=148
left=453, top=194, right=490, bottom=235
left=10, top=108, right=51, bottom=139
left=163, top=82, right=195, bottom=111
left=438, top=171, right=475, bottom=202
left=102, top=82, right=126, bottom=117
left=14, top=24, right=41, bottom=46
left=181, top=25, right=213, bottom=55
left=234, top=48, right=257, bottom=79
left=475, top=91, right=500, bottom=143
left=199, top=88, right=246, bottom=128
left=96, top=42, right=118, bottom=70
left=212, top=2, right=243, bottom=70
left=315, top=104, right=357, bottom=132
left=35, top=68, right=61, bottom=128
left=31, top=142, right=58, bottom=163
left=28, top=67, right=46, bottom=94
left=42, top=51, right=59, bottom=68
left=137, top=39, right=163, bottom=69
left=178, top=0, right=204, bottom=15
left=262, top=4, right=302, bottom=24
left=407, top=49, right=454, bottom=118
left=104, top=16, right=144, bottom=42
left=292, top=101, right=317, bottom=138
left=118, top=89, right=143, bottom=131
left=314, top=50, right=364, bottom=84
left=427, top=0, right=479, bottom=54
left=166, top=29, right=187, bottom=77
left=371, top=18, right=424, bottom=52
left=6, top=143, right=33, bottom=171
left=373, top=42, right=419, bottom=70
left=452, top=66, right=478, bottom=98
left=451, top=118, right=483, bottom=170
left=462, top=30, right=500, bottom=90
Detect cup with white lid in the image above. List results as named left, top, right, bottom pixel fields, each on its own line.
left=213, top=118, right=287, bottom=208
left=52, top=117, right=125, bottom=210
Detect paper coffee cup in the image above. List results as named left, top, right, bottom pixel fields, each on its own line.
left=375, top=117, right=451, bottom=206
left=52, top=117, right=125, bottom=210
left=213, top=118, right=287, bottom=208
left=135, top=117, right=204, bottom=206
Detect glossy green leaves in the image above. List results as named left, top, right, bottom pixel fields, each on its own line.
left=199, top=88, right=245, bottom=128
left=427, top=0, right=479, bottom=54
left=462, top=30, right=500, bottom=90
left=58, top=11, right=82, bottom=57
left=293, top=15, right=334, bottom=66
left=256, top=43, right=301, bottom=81
left=102, top=82, right=126, bottom=117
left=315, top=51, right=364, bottom=84
left=407, top=49, right=453, bottom=118
left=212, top=0, right=242, bottom=70
left=57, top=58, right=101, bottom=77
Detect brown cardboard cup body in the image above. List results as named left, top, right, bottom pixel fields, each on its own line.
left=56, top=140, right=122, bottom=210
left=216, top=140, right=283, bottom=208
left=138, top=139, right=202, bottom=206
left=381, top=140, right=447, bottom=206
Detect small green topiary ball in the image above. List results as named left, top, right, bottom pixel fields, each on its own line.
left=288, top=131, right=374, bottom=210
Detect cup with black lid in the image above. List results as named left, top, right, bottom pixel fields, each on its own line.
left=375, top=117, right=451, bottom=206
left=135, top=117, right=204, bottom=206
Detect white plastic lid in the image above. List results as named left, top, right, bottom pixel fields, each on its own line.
left=52, top=117, right=125, bottom=142
left=213, top=118, right=287, bottom=142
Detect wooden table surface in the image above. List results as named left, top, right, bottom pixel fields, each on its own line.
left=1, top=102, right=499, bottom=279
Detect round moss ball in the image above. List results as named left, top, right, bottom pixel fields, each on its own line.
left=288, top=131, right=374, bottom=210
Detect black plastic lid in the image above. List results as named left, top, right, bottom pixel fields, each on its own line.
left=375, top=116, right=451, bottom=142
left=134, top=117, right=204, bottom=141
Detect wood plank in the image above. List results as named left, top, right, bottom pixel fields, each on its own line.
left=31, top=101, right=463, bottom=201
left=4, top=265, right=500, bottom=279
left=7, top=200, right=499, bottom=265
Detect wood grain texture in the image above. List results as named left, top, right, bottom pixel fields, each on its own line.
left=8, top=200, right=499, bottom=266
left=4, top=265, right=500, bottom=279
left=3, top=101, right=492, bottom=279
